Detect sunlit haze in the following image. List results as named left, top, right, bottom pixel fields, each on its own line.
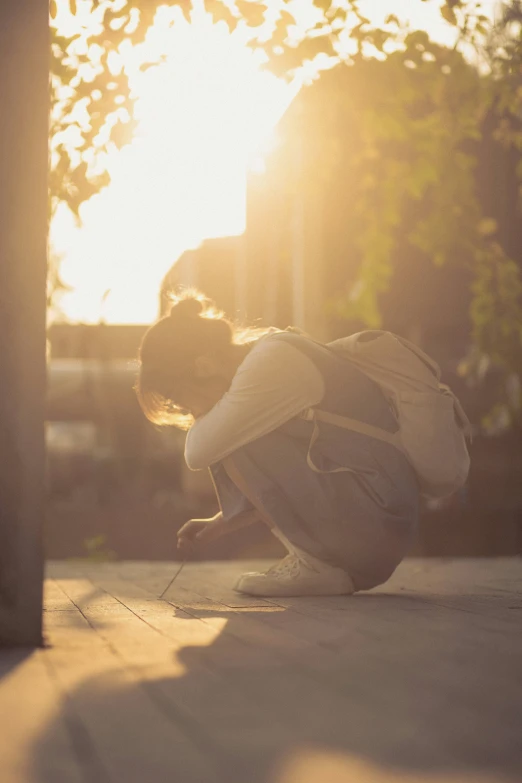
left=50, top=0, right=499, bottom=324
left=51, top=5, right=295, bottom=323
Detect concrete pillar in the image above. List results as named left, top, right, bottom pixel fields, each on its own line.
left=0, top=1, right=49, bottom=646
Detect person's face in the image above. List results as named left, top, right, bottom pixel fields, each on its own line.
left=175, top=378, right=227, bottom=418
left=174, top=355, right=232, bottom=419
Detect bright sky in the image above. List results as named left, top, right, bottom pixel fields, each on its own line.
left=50, top=0, right=500, bottom=325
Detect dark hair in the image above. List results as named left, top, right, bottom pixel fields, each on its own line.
left=137, top=291, right=234, bottom=428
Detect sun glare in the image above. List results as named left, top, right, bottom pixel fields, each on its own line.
left=51, top=0, right=499, bottom=325
left=51, top=6, right=293, bottom=324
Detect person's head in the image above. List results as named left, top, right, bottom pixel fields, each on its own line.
left=137, top=292, right=252, bottom=427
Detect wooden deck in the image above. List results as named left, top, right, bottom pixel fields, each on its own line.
left=1, top=559, right=522, bottom=783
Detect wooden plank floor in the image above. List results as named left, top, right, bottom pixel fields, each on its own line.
left=1, top=559, right=521, bottom=783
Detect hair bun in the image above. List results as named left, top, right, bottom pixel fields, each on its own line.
left=169, top=296, right=204, bottom=321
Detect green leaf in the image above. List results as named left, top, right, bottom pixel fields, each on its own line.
left=206, top=0, right=237, bottom=29
left=313, top=0, right=334, bottom=12
left=368, top=28, right=390, bottom=53
left=236, top=0, right=266, bottom=27
left=272, top=14, right=292, bottom=48
left=110, top=120, right=134, bottom=148
left=441, top=5, right=458, bottom=25
left=279, top=9, right=296, bottom=27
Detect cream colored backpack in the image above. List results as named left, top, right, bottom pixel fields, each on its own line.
left=301, top=330, right=472, bottom=500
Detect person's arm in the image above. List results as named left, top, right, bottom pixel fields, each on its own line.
left=202, top=510, right=260, bottom=533
left=185, top=338, right=325, bottom=470
left=177, top=509, right=260, bottom=555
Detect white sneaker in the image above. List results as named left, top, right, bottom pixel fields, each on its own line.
left=234, top=554, right=355, bottom=597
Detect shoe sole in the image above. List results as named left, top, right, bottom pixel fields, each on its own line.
left=234, top=577, right=354, bottom=598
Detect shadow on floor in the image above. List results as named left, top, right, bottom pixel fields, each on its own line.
left=30, top=595, right=522, bottom=783
left=0, top=648, right=33, bottom=680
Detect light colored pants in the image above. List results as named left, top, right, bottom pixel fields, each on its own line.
left=212, top=425, right=418, bottom=591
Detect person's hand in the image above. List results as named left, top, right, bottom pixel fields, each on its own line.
left=177, top=516, right=223, bottom=555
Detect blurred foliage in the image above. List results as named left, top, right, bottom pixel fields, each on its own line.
left=271, top=2, right=522, bottom=431
left=48, top=0, right=422, bottom=217
left=47, top=0, right=407, bottom=303
left=81, top=534, right=117, bottom=561
left=303, top=36, right=487, bottom=327
left=438, top=1, right=522, bottom=430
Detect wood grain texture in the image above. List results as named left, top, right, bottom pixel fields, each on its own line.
left=1, top=558, right=520, bottom=783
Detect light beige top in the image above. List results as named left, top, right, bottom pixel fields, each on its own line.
left=184, top=335, right=325, bottom=470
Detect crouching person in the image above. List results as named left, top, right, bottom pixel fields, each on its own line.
left=136, top=293, right=420, bottom=597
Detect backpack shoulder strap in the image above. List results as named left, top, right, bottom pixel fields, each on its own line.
left=301, top=407, right=405, bottom=474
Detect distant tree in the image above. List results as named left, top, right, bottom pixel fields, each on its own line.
left=429, top=0, right=522, bottom=430
left=470, top=0, right=522, bottom=428
left=271, top=1, right=522, bottom=431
